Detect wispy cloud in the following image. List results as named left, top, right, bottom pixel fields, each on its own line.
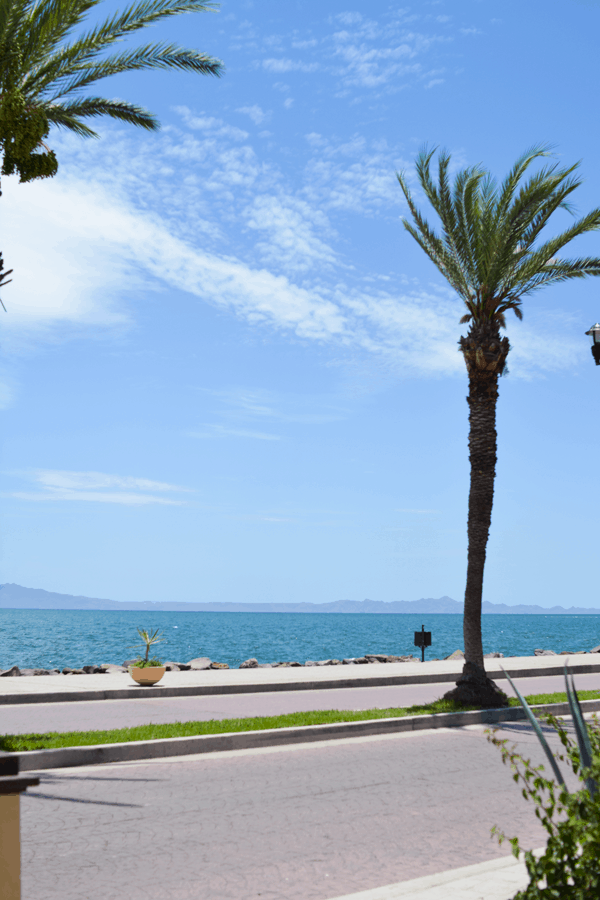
left=197, top=387, right=349, bottom=428
left=10, top=470, right=192, bottom=505
left=189, top=425, right=281, bottom=441
left=236, top=104, right=269, bottom=125
left=2, top=101, right=587, bottom=382
left=262, top=58, right=319, bottom=73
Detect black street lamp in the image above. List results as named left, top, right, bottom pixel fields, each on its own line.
left=585, top=323, right=600, bottom=366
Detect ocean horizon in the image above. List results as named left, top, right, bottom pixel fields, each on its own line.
left=2, top=608, right=600, bottom=671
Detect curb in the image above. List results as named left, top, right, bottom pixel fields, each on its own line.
left=2, top=661, right=599, bottom=706
left=15, top=698, right=600, bottom=772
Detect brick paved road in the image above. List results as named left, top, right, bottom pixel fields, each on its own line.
left=4, top=671, right=597, bottom=735
left=20, top=720, right=565, bottom=900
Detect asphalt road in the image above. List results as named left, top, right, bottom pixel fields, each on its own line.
left=20, top=719, right=578, bottom=900
left=3, top=671, right=598, bottom=735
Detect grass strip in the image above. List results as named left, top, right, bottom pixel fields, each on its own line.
left=2, top=690, right=599, bottom=753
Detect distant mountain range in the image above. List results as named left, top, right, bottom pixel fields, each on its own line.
left=1, top=583, right=600, bottom=614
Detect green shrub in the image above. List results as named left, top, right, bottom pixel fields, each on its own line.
left=130, top=657, right=163, bottom=669
left=488, top=665, right=600, bottom=898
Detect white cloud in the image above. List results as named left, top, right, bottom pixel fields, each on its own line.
left=198, top=387, right=348, bottom=426
left=283, top=97, right=294, bottom=109
left=174, top=108, right=249, bottom=141
left=262, top=58, right=319, bottom=73
left=34, top=471, right=189, bottom=492
left=190, top=425, right=281, bottom=440
left=2, top=120, right=588, bottom=382
left=10, top=470, right=192, bottom=505
left=243, top=195, right=337, bottom=271
left=12, top=490, right=185, bottom=505
left=236, top=104, right=269, bottom=124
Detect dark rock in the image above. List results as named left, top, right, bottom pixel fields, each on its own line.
left=122, top=659, right=139, bottom=667
left=62, top=667, right=73, bottom=674
left=342, top=659, right=356, bottom=665
left=239, top=658, right=259, bottom=669
left=326, top=659, right=342, bottom=665
left=559, top=651, right=573, bottom=656
left=534, top=649, right=557, bottom=656
left=19, top=669, right=36, bottom=676
left=572, top=651, right=587, bottom=655
left=187, top=657, right=212, bottom=670
left=33, top=669, right=52, bottom=676
left=443, top=661, right=509, bottom=709
left=82, top=665, right=103, bottom=674
left=484, top=652, right=504, bottom=659
left=444, top=650, right=465, bottom=661
left=163, top=662, right=180, bottom=671
left=273, top=661, right=301, bottom=668
left=0, top=666, right=20, bottom=677
left=71, top=669, right=86, bottom=675
left=365, top=654, right=390, bottom=663
left=210, top=662, right=229, bottom=669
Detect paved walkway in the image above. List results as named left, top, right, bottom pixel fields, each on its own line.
left=21, top=720, right=565, bottom=900
left=2, top=671, right=599, bottom=735
left=1, top=653, right=597, bottom=705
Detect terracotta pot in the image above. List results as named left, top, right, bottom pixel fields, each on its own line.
left=129, top=665, right=166, bottom=686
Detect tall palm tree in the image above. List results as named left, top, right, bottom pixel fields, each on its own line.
left=0, top=0, right=223, bottom=296
left=397, top=146, right=600, bottom=707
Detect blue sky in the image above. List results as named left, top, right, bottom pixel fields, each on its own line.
left=3, top=0, right=600, bottom=608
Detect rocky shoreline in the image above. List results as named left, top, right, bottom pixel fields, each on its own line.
left=1, top=646, right=600, bottom=676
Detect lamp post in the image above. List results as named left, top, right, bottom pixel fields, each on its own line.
left=585, top=323, right=600, bottom=365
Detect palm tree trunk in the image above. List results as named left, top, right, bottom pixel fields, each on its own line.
left=443, top=322, right=510, bottom=708
left=463, top=363, right=500, bottom=669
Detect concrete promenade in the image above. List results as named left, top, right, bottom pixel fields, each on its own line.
left=20, top=720, right=569, bottom=900
left=1, top=652, right=597, bottom=705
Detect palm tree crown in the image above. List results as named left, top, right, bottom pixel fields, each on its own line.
left=397, top=145, right=600, bottom=330
left=0, top=0, right=223, bottom=182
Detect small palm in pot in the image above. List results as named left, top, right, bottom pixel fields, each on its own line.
left=129, top=628, right=166, bottom=685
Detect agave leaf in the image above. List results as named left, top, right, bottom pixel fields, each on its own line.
left=564, top=661, right=597, bottom=798
left=501, top=667, right=566, bottom=788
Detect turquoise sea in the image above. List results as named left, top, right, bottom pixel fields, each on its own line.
left=1, top=609, right=600, bottom=670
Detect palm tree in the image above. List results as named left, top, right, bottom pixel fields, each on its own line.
left=397, top=146, right=600, bottom=707
left=0, top=0, right=223, bottom=290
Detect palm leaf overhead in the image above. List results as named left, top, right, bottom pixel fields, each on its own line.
left=0, top=0, right=223, bottom=180
left=396, top=147, right=600, bottom=705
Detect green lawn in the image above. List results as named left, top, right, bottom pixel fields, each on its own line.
left=2, top=690, right=598, bottom=753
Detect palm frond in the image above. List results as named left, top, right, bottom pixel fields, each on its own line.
left=46, top=96, right=158, bottom=131
left=47, top=43, right=221, bottom=99
left=22, top=0, right=221, bottom=94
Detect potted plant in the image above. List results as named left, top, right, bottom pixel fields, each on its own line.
left=129, top=628, right=166, bottom=685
